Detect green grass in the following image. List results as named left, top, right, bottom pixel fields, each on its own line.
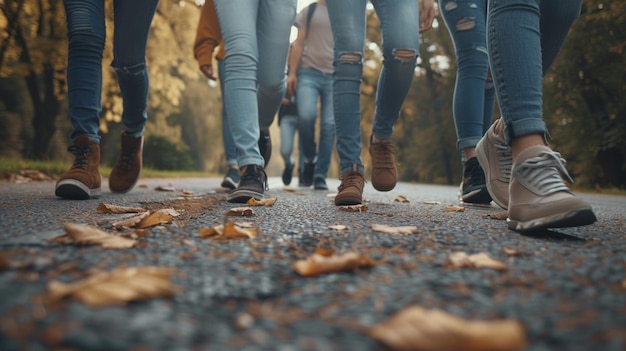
left=0, top=158, right=215, bottom=179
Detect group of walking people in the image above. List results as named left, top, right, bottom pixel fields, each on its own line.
left=54, top=0, right=596, bottom=233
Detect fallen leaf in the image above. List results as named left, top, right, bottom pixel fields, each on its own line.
left=49, top=223, right=136, bottom=249
left=444, top=205, right=466, bottom=212
left=484, top=211, right=508, bottom=220
left=198, top=221, right=258, bottom=239
left=134, top=229, right=149, bottom=237
left=339, top=204, right=368, bottom=212
left=292, top=251, right=376, bottom=277
left=47, top=266, right=181, bottom=307
left=447, top=252, right=507, bottom=271
left=112, top=212, right=150, bottom=228
left=502, top=247, right=522, bottom=256
left=234, top=313, right=255, bottom=331
left=369, top=305, right=527, bottom=351
left=138, top=184, right=149, bottom=188
left=424, top=201, right=441, bottom=205
left=326, top=193, right=337, bottom=198
left=96, top=203, right=146, bottom=214
left=247, top=197, right=277, bottom=206
left=283, top=186, right=295, bottom=192
left=621, top=279, right=626, bottom=289
left=328, top=224, right=349, bottom=231
left=20, top=170, right=52, bottom=181
left=227, top=207, right=255, bottom=217
left=394, top=195, right=410, bottom=203
left=137, top=209, right=178, bottom=229
left=371, top=224, right=419, bottom=235
left=155, top=185, right=175, bottom=192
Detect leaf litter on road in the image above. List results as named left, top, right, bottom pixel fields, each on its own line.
left=48, top=223, right=136, bottom=249
left=371, top=224, right=419, bottom=235
left=292, top=250, right=377, bottom=277
left=446, top=252, right=508, bottom=271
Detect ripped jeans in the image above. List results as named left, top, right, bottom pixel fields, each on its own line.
left=440, top=0, right=495, bottom=152
left=63, top=0, right=160, bottom=144
left=326, top=0, right=420, bottom=175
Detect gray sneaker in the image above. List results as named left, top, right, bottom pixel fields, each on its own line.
left=507, top=145, right=597, bottom=232
left=476, top=119, right=512, bottom=209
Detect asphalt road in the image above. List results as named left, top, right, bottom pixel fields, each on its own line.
left=0, top=177, right=624, bottom=351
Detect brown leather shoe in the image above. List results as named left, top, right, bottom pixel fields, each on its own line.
left=369, top=135, right=397, bottom=191
left=55, top=135, right=101, bottom=200
left=335, top=166, right=365, bottom=206
left=109, top=132, right=143, bottom=193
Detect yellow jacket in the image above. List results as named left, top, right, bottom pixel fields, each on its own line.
left=193, top=0, right=225, bottom=67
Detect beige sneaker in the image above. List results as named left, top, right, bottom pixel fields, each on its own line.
left=335, top=165, right=365, bottom=206
left=55, top=135, right=101, bottom=199
left=369, top=135, right=397, bottom=191
left=507, top=145, right=597, bottom=232
left=109, top=132, right=143, bottom=193
left=476, top=119, right=512, bottom=209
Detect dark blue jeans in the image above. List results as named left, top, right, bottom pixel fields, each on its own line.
left=63, top=0, right=159, bottom=144
left=440, top=0, right=495, bottom=152
left=487, top=0, right=581, bottom=142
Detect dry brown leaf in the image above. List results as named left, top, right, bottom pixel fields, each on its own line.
left=369, top=305, right=527, bottom=351
left=198, top=221, right=258, bottom=239
left=155, top=185, right=175, bottom=192
left=314, top=247, right=336, bottom=256
left=502, top=247, right=522, bottom=256
left=180, top=190, right=195, bottom=196
left=484, top=211, right=508, bottom=220
left=292, top=251, right=376, bottom=277
left=246, top=197, right=277, bottom=206
left=20, top=170, right=52, bottom=181
left=394, top=195, right=410, bottom=203
left=328, top=224, right=349, bottom=231
left=326, top=193, right=337, bottom=198
left=339, top=204, right=368, bottom=212
left=283, top=186, right=295, bottom=192
left=47, top=266, right=181, bottom=307
left=621, top=278, right=626, bottom=289
left=444, top=205, right=466, bottom=212
left=112, top=212, right=150, bottom=228
left=49, top=223, right=136, bottom=249
left=424, top=201, right=441, bottom=205
left=96, top=203, right=146, bottom=214
left=227, top=207, right=255, bottom=217
left=447, top=252, right=507, bottom=271
left=371, top=224, right=419, bottom=235
left=137, top=209, right=178, bottom=229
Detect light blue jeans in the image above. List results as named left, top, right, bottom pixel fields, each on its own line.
left=63, top=0, right=159, bottom=144
left=279, top=113, right=303, bottom=170
left=213, top=0, right=296, bottom=168
left=296, top=68, right=335, bottom=180
left=487, top=0, right=581, bottom=142
left=326, top=0, right=420, bottom=175
left=217, top=59, right=237, bottom=167
left=440, top=0, right=495, bottom=152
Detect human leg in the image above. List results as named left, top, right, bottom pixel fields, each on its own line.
left=217, top=59, right=240, bottom=189
left=280, top=114, right=298, bottom=185
left=368, top=0, right=420, bottom=192
left=486, top=0, right=595, bottom=231
left=314, top=71, right=335, bottom=187
left=326, top=0, right=367, bottom=204
left=56, top=0, right=105, bottom=199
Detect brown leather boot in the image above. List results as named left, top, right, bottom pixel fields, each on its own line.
left=109, top=132, right=143, bottom=193
left=55, top=135, right=101, bottom=200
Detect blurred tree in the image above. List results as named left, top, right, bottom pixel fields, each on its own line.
left=544, top=0, right=626, bottom=189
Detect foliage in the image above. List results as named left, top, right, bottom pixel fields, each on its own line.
left=142, top=135, right=195, bottom=171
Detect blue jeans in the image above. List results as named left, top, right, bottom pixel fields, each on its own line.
left=279, top=114, right=303, bottom=169
left=296, top=68, right=335, bottom=180
left=63, top=0, right=159, bottom=144
left=326, top=0, right=420, bottom=175
left=440, top=0, right=495, bottom=151
left=214, top=0, right=296, bottom=168
left=487, top=0, right=581, bottom=142
left=217, top=59, right=237, bottom=167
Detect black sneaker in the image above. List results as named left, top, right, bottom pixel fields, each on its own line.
left=282, top=162, right=294, bottom=185
left=313, top=177, right=328, bottom=190
left=221, top=167, right=240, bottom=190
left=459, top=157, right=492, bottom=204
left=227, top=165, right=267, bottom=203
left=300, top=159, right=316, bottom=187
left=259, top=128, right=271, bottom=167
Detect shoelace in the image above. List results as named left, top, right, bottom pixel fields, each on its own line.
left=371, top=141, right=395, bottom=169
left=241, top=166, right=268, bottom=191
left=338, top=171, right=364, bottom=191
left=116, top=146, right=138, bottom=171
left=515, top=150, right=574, bottom=196
left=495, top=142, right=512, bottom=182
left=68, top=145, right=93, bottom=169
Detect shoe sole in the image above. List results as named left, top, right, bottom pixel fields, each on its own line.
left=507, top=207, right=597, bottom=233
left=475, top=137, right=508, bottom=209
left=221, top=177, right=238, bottom=190
left=457, top=182, right=492, bottom=205
left=335, top=195, right=362, bottom=206
left=55, top=179, right=101, bottom=200
left=227, top=189, right=264, bottom=203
